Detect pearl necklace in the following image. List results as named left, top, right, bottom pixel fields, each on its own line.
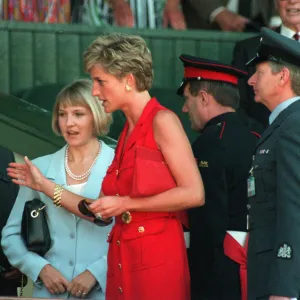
left=65, top=141, right=101, bottom=181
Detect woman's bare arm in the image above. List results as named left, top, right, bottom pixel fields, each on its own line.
left=89, top=110, right=205, bottom=217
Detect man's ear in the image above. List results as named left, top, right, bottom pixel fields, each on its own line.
left=199, top=90, right=210, bottom=106
left=280, top=67, right=291, bottom=86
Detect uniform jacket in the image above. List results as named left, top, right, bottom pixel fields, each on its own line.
left=189, top=112, right=257, bottom=300
left=1, top=141, right=114, bottom=299
left=248, top=100, right=300, bottom=299
left=181, top=0, right=274, bottom=30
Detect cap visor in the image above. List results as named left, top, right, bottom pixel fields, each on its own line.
left=246, top=55, right=265, bottom=67
left=177, top=81, right=186, bottom=96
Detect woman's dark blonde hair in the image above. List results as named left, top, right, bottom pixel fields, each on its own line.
left=52, top=79, right=112, bottom=136
left=83, top=33, right=154, bottom=91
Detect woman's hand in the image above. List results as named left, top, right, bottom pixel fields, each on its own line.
left=89, top=196, right=129, bottom=219
left=7, top=156, right=46, bottom=192
left=39, top=264, right=69, bottom=295
left=68, top=270, right=97, bottom=298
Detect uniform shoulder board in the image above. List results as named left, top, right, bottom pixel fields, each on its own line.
left=218, top=121, right=226, bottom=139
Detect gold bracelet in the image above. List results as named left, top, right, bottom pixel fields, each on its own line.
left=53, top=184, right=64, bottom=207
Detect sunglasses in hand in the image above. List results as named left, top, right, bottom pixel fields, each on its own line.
left=78, top=199, right=113, bottom=227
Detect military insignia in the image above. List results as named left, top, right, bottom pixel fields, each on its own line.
left=199, top=161, right=208, bottom=168
left=277, top=243, right=292, bottom=259
left=259, top=149, right=270, bottom=155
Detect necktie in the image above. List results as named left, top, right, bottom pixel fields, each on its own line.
left=293, top=33, right=300, bottom=41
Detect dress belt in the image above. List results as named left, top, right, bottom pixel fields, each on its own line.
left=115, top=211, right=178, bottom=224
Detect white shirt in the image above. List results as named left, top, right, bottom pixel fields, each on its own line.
left=280, top=24, right=300, bottom=40
left=65, top=182, right=87, bottom=220
left=269, top=97, right=300, bottom=125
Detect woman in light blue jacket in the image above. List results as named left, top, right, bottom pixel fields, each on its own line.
left=1, top=79, right=114, bottom=299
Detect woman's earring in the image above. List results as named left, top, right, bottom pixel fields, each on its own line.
left=125, top=84, right=132, bottom=92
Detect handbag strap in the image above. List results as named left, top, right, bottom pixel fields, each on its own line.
left=20, top=274, right=25, bottom=296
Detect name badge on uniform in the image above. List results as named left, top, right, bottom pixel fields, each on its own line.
left=247, top=167, right=255, bottom=197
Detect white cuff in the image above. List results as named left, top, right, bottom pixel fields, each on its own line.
left=269, top=16, right=282, bottom=28
left=210, top=6, right=226, bottom=23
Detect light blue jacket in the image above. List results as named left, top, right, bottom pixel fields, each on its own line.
left=1, top=141, right=114, bottom=299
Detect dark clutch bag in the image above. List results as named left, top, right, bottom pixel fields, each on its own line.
left=21, top=198, right=51, bottom=256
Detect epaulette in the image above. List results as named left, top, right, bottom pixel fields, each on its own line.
left=202, top=121, right=226, bottom=139
left=217, top=122, right=226, bottom=139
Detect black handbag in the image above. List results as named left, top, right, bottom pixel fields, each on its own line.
left=21, top=198, right=51, bottom=256
left=20, top=198, right=51, bottom=296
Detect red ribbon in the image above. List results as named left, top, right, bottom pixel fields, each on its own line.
left=223, top=233, right=248, bottom=300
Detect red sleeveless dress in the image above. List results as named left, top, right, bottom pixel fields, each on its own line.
left=102, top=98, right=190, bottom=300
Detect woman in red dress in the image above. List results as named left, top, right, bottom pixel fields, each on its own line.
left=8, top=33, right=205, bottom=300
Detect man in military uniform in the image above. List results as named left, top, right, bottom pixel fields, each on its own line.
left=246, top=28, right=300, bottom=300
left=177, top=54, right=259, bottom=300
left=0, top=146, right=23, bottom=296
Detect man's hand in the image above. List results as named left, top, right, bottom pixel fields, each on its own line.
left=214, top=9, right=249, bottom=32
left=39, top=264, right=69, bottom=295
left=68, top=270, right=97, bottom=298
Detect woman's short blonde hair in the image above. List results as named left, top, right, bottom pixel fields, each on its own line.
left=52, top=79, right=112, bottom=136
left=83, top=33, right=153, bottom=92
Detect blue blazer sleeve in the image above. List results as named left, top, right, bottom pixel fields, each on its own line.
left=86, top=254, right=108, bottom=293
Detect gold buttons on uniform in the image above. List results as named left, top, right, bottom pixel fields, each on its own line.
left=117, top=240, right=120, bottom=246
left=118, top=263, right=122, bottom=269
left=138, top=226, right=145, bottom=233
left=116, top=193, right=119, bottom=196
left=119, top=287, right=123, bottom=293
